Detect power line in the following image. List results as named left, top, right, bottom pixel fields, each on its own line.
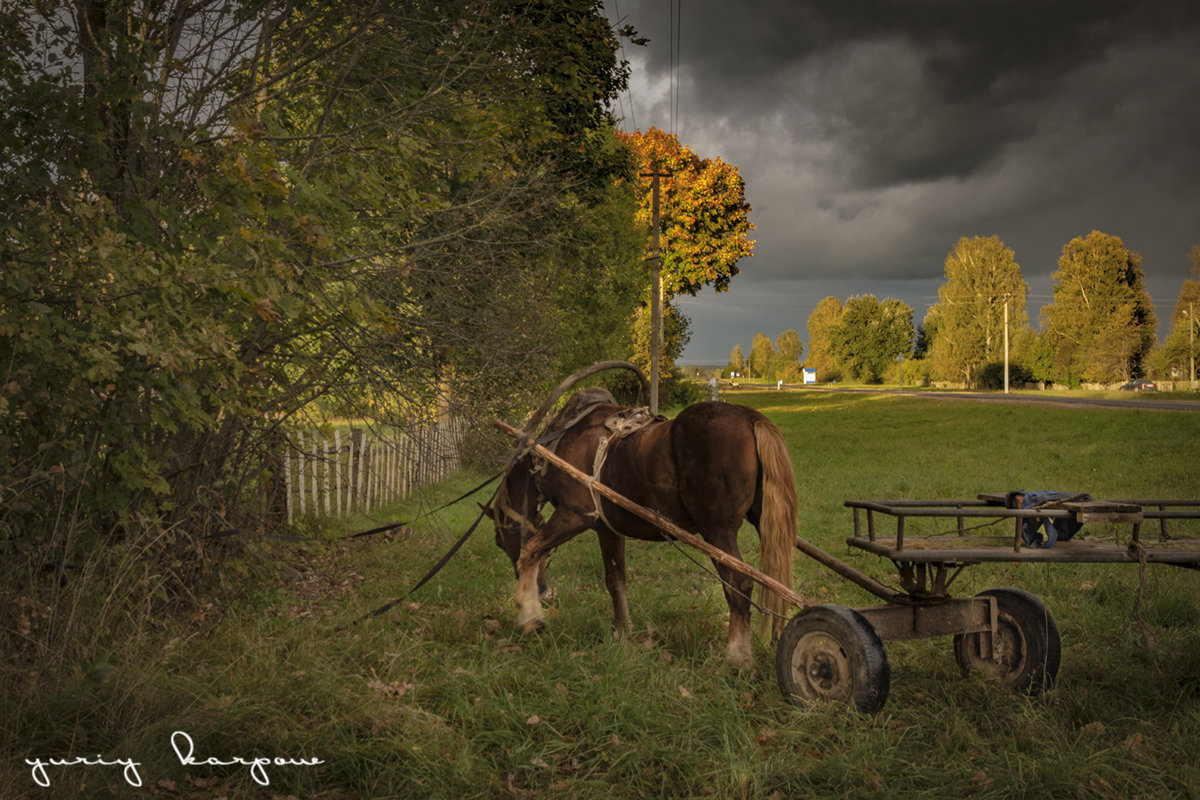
left=611, top=0, right=637, bottom=130
left=672, top=0, right=678, bottom=136
left=671, top=0, right=682, bottom=137
left=668, top=0, right=674, bottom=135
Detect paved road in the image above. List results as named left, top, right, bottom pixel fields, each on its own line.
left=733, top=383, right=1200, bottom=412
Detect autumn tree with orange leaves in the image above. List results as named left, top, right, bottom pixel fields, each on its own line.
left=618, top=128, right=755, bottom=296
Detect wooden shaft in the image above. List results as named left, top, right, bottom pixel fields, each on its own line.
left=792, top=535, right=903, bottom=603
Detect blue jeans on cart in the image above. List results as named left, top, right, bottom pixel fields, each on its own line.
left=1008, top=490, right=1089, bottom=548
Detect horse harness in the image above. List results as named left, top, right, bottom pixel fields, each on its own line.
left=587, top=407, right=664, bottom=530
left=530, top=404, right=665, bottom=531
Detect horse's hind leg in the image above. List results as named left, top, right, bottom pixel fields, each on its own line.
left=698, top=529, right=755, bottom=670
left=597, top=530, right=631, bottom=635
left=716, top=556, right=756, bottom=671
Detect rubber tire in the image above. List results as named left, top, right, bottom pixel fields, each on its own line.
left=953, top=587, right=1061, bottom=695
left=775, top=604, right=890, bottom=714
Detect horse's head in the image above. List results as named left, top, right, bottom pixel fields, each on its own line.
left=491, top=387, right=614, bottom=564
left=490, top=382, right=621, bottom=598
left=487, top=460, right=544, bottom=577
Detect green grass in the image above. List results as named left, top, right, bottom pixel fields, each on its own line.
left=4, top=391, right=1200, bottom=798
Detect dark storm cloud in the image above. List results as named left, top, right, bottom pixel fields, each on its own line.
left=606, top=0, right=1200, bottom=360
left=623, top=0, right=1200, bottom=187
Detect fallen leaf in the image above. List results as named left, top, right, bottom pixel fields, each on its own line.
left=367, top=678, right=413, bottom=698
left=203, top=694, right=234, bottom=711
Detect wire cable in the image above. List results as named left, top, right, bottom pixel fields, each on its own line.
left=675, top=0, right=682, bottom=136
left=611, top=0, right=637, bottom=130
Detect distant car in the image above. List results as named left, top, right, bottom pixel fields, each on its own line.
left=1118, top=379, right=1158, bottom=391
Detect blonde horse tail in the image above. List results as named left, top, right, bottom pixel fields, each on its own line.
left=754, top=417, right=798, bottom=642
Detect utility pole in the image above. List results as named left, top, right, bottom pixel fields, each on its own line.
left=1003, top=294, right=1010, bottom=394
left=644, top=168, right=670, bottom=414
left=1188, top=303, right=1195, bottom=387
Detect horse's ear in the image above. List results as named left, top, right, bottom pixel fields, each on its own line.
left=479, top=502, right=494, bottom=520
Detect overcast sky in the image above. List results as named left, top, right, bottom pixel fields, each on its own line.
left=602, top=0, right=1200, bottom=364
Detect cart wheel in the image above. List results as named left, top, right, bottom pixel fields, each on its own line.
left=953, top=587, right=1060, bottom=695
left=775, top=604, right=890, bottom=714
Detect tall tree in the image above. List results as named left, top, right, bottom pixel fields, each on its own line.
left=624, top=298, right=692, bottom=405
left=728, top=343, right=745, bottom=376
left=0, top=0, right=641, bottom=563
left=776, top=329, right=803, bottom=362
left=805, top=296, right=845, bottom=382
left=750, top=333, right=776, bottom=380
left=829, top=296, right=915, bottom=383
left=1153, top=244, right=1200, bottom=382
left=1040, top=231, right=1157, bottom=383
left=928, top=236, right=1030, bottom=386
left=619, top=128, right=755, bottom=296
left=548, top=177, right=648, bottom=379
left=773, top=329, right=803, bottom=380
left=1174, top=245, right=1200, bottom=323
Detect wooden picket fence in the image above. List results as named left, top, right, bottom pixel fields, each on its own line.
left=284, top=418, right=469, bottom=523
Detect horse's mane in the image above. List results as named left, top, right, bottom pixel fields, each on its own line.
left=541, top=387, right=616, bottom=436
left=497, top=387, right=617, bottom=520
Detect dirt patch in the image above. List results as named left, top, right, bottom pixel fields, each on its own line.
left=273, top=527, right=414, bottom=619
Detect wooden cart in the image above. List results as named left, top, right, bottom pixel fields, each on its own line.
left=814, top=496, right=1200, bottom=711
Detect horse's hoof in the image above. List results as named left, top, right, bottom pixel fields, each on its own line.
left=519, top=618, right=546, bottom=636
left=726, top=652, right=755, bottom=673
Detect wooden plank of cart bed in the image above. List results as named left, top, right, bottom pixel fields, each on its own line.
left=976, top=494, right=1146, bottom=523
left=1063, top=501, right=1144, bottom=524
left=847, top=536, right=1200, bottom=564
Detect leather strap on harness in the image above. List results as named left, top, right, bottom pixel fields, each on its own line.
left=587, top=407, right=664, bottom=531
left=588, top=434, right=616, bottom=529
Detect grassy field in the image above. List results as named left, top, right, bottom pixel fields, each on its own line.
left=5, top=391, right=1200, bottom=799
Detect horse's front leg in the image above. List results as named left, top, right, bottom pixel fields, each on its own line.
left=597, top=529, right=631, bottom=635
left=536, top=557, right=554, bottom=602
left=515, top=507, right=590, bottom=634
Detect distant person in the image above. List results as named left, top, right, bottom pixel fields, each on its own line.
left=707, top=377, right=719, bottom=401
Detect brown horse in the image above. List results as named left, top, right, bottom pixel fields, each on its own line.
left=490, top=387, right=797, bottom=669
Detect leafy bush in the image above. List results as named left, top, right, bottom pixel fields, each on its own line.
left=0, top=1, right=647, bottom=630
left=977, top=361, right=1035, bottom=389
